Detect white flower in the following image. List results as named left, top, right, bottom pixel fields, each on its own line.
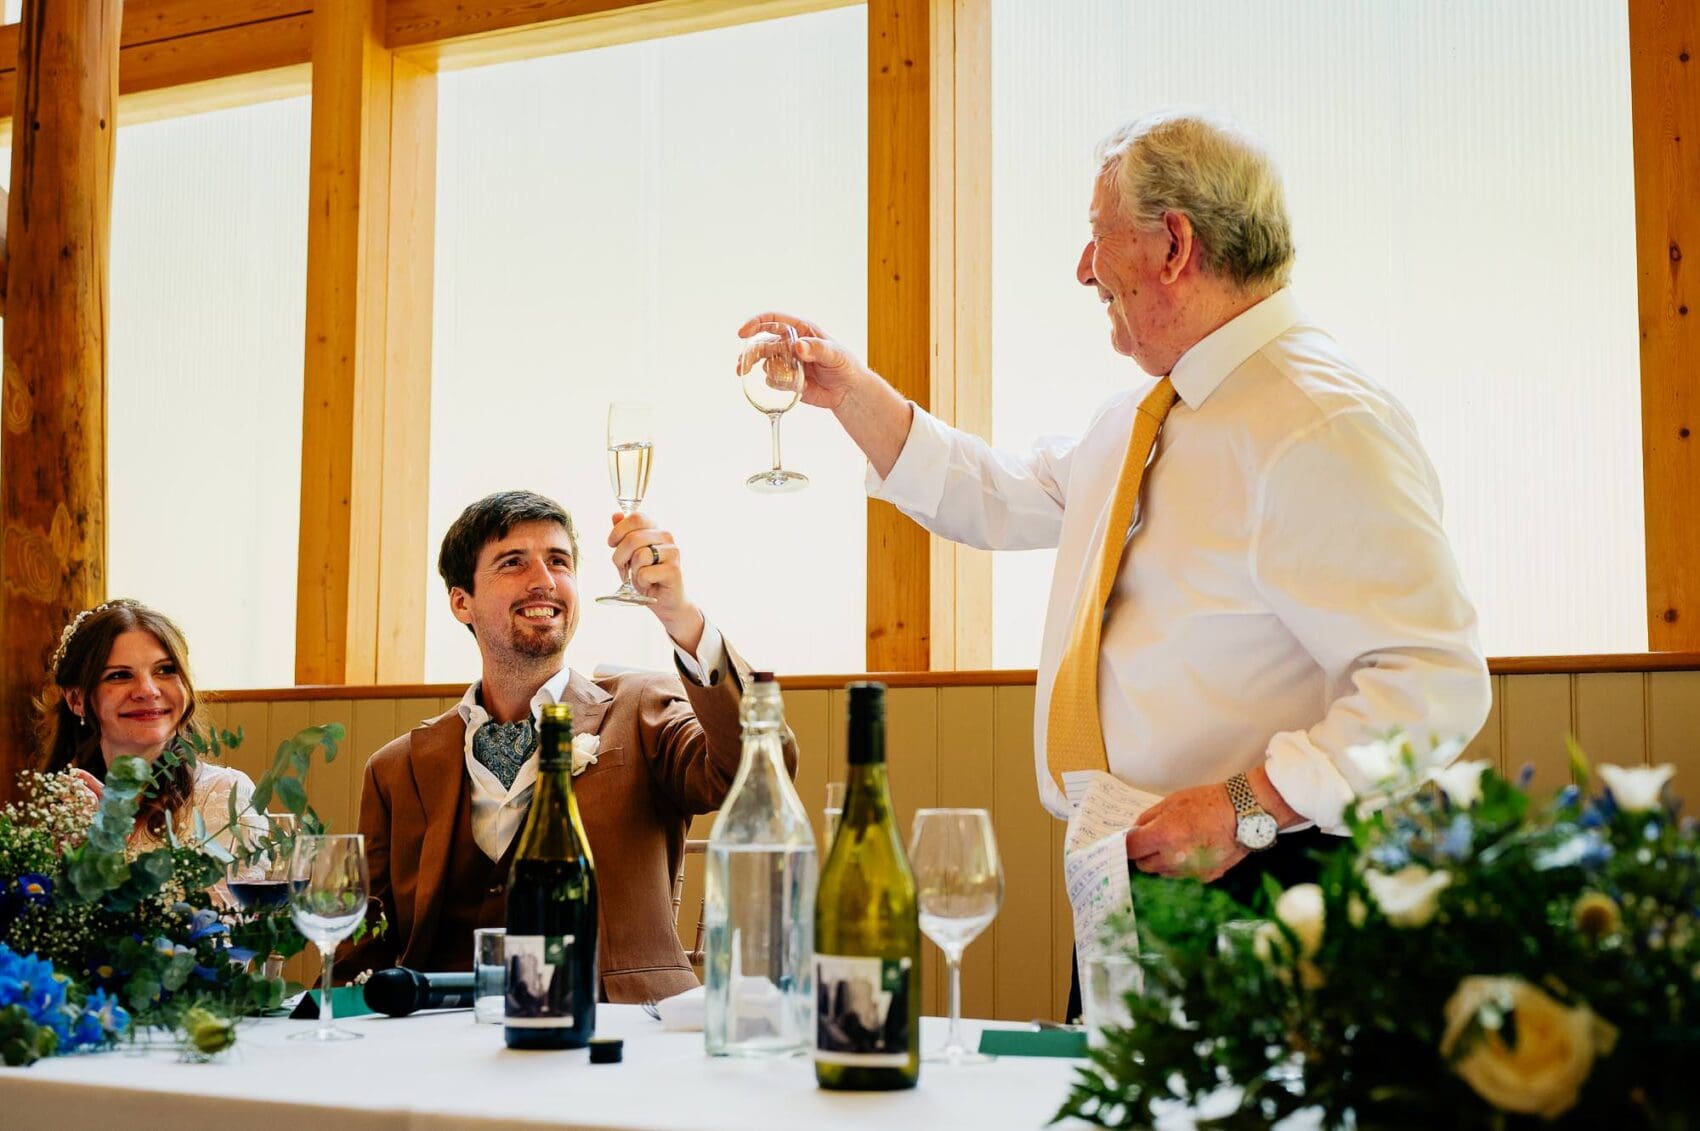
left=1597, top=763, right=1675, bottom=813
left=1440, top=976, right=1618, bottom=1119
left=570, top=734, right=600, bottom=776
left=1428, top=759, right=1491, bottom=808
left=1273, top=883, right=1325, bottom=959
left=1362, top=865, right=1452, bottom=928
left=1344, top=738, right=1405, bottom=790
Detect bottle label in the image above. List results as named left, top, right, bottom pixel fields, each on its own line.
left=812, top=954, right=912, bottom=1066
left=504, top=934, right=575, bottom=1028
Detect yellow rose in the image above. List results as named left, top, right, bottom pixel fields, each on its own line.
left=1440, top=977, right=1617, bottom=1120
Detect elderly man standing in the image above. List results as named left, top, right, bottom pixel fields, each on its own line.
left=741, top=112, right=1490, bottom=1010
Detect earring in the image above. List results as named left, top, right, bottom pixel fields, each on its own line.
left=77, top=713, right=87, bottom=729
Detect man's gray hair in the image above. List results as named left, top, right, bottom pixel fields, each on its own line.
left=1097, top=111, right=1295, bottom=291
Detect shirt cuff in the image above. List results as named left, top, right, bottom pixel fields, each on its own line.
left=864, top=403, right=953, bottom=519
left=675, top=618, right=726, bottom=686
left=1264, top=729, right=1357, bottom=834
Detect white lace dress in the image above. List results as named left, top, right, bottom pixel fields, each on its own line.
left=126, top=762, right=269, bottom=907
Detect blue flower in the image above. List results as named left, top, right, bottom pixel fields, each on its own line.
left=1369, top=843, right=1411, bottom=871
left=0, top=944, right=75, bottom=1041
left=185, top=908, right=228, bottom=942
left=1555, top=785, right=1581, bottom=810
left=1438, top=817, right=1474, bottom=862
left=15, top=873, right=52, bottom=905
left=65, top=988, right=130, bottom=1049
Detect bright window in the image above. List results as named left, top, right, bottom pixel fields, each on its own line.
left=989, top=0, right=1643, bottom=664
left=105, top=99, right=311, bottom=688
left=428, top=9, right=869, bottom=682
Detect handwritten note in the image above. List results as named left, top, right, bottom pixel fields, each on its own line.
left=1062, top=771, right=1163, bottom=961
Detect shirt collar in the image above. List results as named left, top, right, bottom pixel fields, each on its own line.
left=1168, top=288, right=1302, bottom=410
left=456, top=665, right=578, bottom=730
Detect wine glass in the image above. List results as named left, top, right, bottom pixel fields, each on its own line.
left=736, top=325, right=809, bottom=493
left=227, top=813, right=298, bottom=979
left=288, top=833, right=369, bottom=1042
left=909, top=808, right=1003, bottom=1064
left=596, top=401, right=658, bottom=606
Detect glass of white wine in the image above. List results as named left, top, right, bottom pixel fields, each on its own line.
left=910, top=807, right=1004, bottom=1064
left=597, top=400, right=658, bottom=607
left=736, top=325, right=808, bottom=493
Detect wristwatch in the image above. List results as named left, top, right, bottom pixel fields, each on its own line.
left=1227, top=772, right=1278, bottom=851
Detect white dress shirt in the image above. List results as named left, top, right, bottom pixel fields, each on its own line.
left=457, top=621, right=727, bottom=860
left=869, top=289, right=1491, bottom=831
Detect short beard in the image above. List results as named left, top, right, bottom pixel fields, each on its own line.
left=507, top=619, right=567, bottom=660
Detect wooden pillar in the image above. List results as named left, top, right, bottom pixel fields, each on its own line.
left=867, top=0, right=992, bottom=671
left=1632, top=0, right=1700, bottom=651
left=0, top=0, right=120, bottom=785
left=296, top=0, right=436, bottom=684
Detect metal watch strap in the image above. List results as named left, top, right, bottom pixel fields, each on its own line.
left=1226, top=772, right=1260, bottom=818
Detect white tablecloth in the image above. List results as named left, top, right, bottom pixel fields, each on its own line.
left=0, top=1007, right=1093, bottom=1131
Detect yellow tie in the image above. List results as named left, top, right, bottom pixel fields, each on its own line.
left=1045, top=376, right=1179, bottom=789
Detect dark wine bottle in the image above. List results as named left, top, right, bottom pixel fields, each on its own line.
left=504, top=702, right=599, bottom=1050
left=813, top=682, right=921, bottom=1090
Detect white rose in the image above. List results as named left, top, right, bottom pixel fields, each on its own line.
left=1597, top=763, right=1676, bottom=813
left=1273, top=883, right=1325, bottom=959
left=1344, top=738, right=1405, bottom=791
left=570, top=733, right=601, bottom=776
left=1362, top=865, right=1452, bottom=928
left=1428, top=759, right=1491, bottom=808
left=1440, top=976, right=1618, bottom=1120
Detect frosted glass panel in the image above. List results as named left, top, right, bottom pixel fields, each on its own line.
left=106, top=99, right=310, bottom=687
left=429, top=9, right=868, bottom=683
left=991, top=0, right=1643, bottom=664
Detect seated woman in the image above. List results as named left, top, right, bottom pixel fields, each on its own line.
left=36, top=598, right=265, bottom=860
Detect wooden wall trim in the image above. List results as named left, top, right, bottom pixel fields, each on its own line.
left=206, top=652, right=1700, bottom=701
left=385, top=0, right=855, bottom=69
left=1631, top=0, right=1700, bottom=648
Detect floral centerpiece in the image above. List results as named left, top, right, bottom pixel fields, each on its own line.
left=1057, top=739, right=1699, bottom=1129
left=0, top=724, right=348, bottom=1065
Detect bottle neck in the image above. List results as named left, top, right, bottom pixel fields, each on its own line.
left=537, top=721, right=576, bottom=783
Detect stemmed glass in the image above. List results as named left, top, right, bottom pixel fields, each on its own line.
left=227, top=813, right=298, bottom=979
left=736, top=325, right=809, bottom=493
left=909, top=808, right=1003, bottom=1064
left=288, top=834, right=369, bottom=1042
left=596, top=401, right=658, bottom=606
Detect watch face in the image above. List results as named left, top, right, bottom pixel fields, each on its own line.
left=1237, top=813, right=1278, bottom=851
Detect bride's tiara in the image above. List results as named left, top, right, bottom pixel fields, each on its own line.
left=49, top=598, right=139, bottom=676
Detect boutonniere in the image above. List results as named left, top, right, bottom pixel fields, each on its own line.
left=571, top=734, right=600, bottom=776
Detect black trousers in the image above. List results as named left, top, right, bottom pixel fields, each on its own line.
left=1063, top=828, right=1339, bottom=1022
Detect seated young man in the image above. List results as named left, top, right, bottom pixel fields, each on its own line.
left=336, top=490, right=795, bottom=1003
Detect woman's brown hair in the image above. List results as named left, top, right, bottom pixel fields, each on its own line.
left=35, top=599, right=205, bottom=838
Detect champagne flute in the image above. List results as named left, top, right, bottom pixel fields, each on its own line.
left=737, top=325, right=809, bottom=493
left=596, top=401, right=658, bottom=606
left=909, top=808, right=1003, bottom=1064
left=288, top=833, right=369, bottom=1042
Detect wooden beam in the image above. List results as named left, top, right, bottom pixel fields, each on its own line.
left=386, top=0, right=854, bottom=69
left=1631, top=0, right=1700, bottom=649
left=0, top=0, right=120, bottom=785
left=296, top=0, right=435, bottom=684
left=0, top=2, right=311, bottom=123
left=867, top=0, right=991, bottom=671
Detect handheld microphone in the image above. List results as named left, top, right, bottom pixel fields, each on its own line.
left=363, top=966, right=478, bottom=1017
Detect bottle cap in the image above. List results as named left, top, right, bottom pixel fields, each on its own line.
left=540, top=702, right=573, bottom=725
left=751, top=670, right=776, bottom=683
left=588, top=1036, right=623, bottom=1064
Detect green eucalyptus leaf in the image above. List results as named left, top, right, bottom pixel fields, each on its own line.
left=275, top=776, right=308, bottom=816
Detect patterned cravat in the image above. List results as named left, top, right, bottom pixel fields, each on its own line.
left=1044, top=376, right=1180, bottom=790
left=472, top=717, right=537, bottom=791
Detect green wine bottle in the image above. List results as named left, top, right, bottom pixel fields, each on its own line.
left=813, top=682, right=921, bottom=1090
left=504, top=703, right=599, bottom=1050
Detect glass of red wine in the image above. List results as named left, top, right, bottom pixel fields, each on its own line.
left=227, top=813, right=298, bottom=978
left=227, top=812, right=299, bottom=911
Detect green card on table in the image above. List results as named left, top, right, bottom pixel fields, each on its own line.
left=977, top=1027, right=1088, bottom=1059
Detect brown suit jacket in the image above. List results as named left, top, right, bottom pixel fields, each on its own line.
left=335, top=643, right=797, bottom=1003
